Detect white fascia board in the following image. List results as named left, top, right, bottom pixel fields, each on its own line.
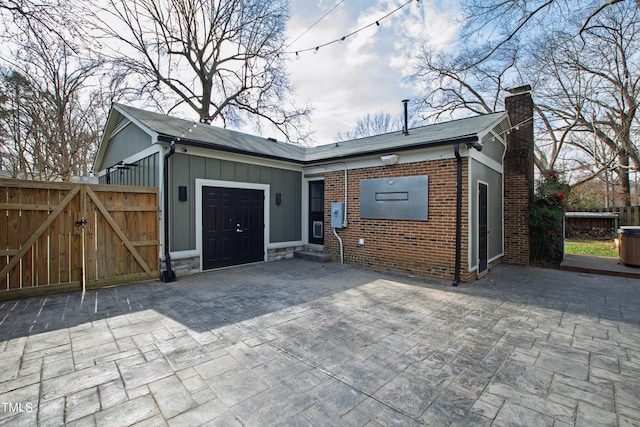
left=94, top=144, right=163, bottom=176
left=476, top=112, right=509, bottom=142
left=114, top=104, right=159, bottom=142
left=469, top=150, right=503, bottom=173
left=302, top=145, right=457, bottom=175
left=94, top=105, right=160, bottom=173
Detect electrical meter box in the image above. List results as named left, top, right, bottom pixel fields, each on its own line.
left=331, top=202, right=345, bottom=228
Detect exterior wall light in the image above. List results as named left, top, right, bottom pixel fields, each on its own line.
left=380, top=154, right=399, bottom=166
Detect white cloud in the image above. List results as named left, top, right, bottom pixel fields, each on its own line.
left=282, top=0, right=461, bottom=145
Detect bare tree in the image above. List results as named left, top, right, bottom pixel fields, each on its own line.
left=90, top=0, right=310, bottom=142
left=0, top=1, right=84, bottom=48
left=335, top=112, right=408, bottom=141
left=0, top=21, right=104, bottom=180
left=529, top=5, right=640, bottom=204
left=413, top=43, right=520, bottom=122
left=0, top=70, right=36, bottom=178
left=459, top=0, right=639, bottom=68
left=413, top=2, right=640, bottom=206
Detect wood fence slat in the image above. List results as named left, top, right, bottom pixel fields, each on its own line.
left=20, top=187, right=35, bottom=288
left=0, top=186, right=80, bottom=285
left=35, top=188, right=50, bottom=286
left=0, top=203, right=56, bottom=211
left=7, top=187, right=21, bottom=289
left=49, top=189, right=62, bottom=286
left=0, top=186, right=7, bottom=290
left=86, top=187, right=153, bottom=276
left=0, top=181, right=158, bottom=298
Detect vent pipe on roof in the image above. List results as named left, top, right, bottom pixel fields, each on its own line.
left=402, top=99, right=409, bottom=136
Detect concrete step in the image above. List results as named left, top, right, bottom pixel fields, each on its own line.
left=294, top=250, right=333, bottom=263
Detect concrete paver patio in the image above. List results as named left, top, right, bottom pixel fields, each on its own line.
left=1, top=259, right=640, bottom=426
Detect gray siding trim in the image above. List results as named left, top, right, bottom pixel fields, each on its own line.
left=99, top=152, right=159, bottom=187
left=169, top=153, right=302, bottom=252
left=470, top=159, right=504, bottom=270
left=100, top=123, right=152, bottom=170
left=480, top=134, right=506, bottom=165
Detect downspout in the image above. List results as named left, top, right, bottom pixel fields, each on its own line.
left=452, top=143, right=463, bottom=286
left=334, top=162, right=347, bottom=264
left=333, top=228, right=344, bottom=264
left=341, top=162, right=348, bottom=227
left=160, top=141, right=177, bottom=282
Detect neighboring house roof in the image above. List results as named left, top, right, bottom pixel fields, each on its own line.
left=94, top=103, right=509, bottom=170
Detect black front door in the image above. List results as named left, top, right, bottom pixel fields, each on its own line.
left=309, top=181, right=324, bottom=245
left=478, top=183, right=488, bottom=274
left=202, top=186, right=264, bottom=269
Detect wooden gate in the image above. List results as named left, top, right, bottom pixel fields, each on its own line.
left=0, top=180, right=159, bottom=300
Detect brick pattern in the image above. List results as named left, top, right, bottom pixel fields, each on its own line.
left=323, top=159, right=475, bottom=282
left=503, top=89, right=535, bottom=266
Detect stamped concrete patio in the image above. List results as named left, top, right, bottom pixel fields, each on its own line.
left=1, top=259, right=640, bottom=426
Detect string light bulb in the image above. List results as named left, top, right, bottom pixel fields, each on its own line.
left=284, top=0, right=414, bottom=58
left=314, top=46, right=319, bottom=54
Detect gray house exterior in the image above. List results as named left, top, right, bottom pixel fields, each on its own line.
left=93, top=100, right=521, bottom=282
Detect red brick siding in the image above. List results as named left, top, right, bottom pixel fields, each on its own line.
left=322, top=158, right=475, bottom=282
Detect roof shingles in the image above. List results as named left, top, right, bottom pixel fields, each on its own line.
left=114, top=103, right=508, bottom=164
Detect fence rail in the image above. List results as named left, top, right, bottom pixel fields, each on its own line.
left=0, top=180, right=159, bottom=300
left=588, top=206, right=640, bottom=226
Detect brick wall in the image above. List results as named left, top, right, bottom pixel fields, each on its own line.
left=503, top=86, right=534, bottom=265
left=323, top=158, right=475, bottom=282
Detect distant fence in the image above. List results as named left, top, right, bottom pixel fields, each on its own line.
left=588, top=207, right=640, bottom=226
left=0, top=180, right=159, bottom=300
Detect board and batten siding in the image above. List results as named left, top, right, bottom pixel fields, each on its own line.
left=99, top=153, right=159, bottom=187
left=100, top=122, right=152, bottom=169
left=169, top=153, right=301, bottom=252
left=480, top=133, right=506, bottom=164
left=470, top=159, right=503, bottom=269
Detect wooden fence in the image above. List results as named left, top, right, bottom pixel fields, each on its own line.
left=0, top=180, right=159, bottom=300
left=589, top=206, right=640, bottom=226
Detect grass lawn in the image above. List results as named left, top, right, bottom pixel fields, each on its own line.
left=565, top=239, right=618, bottom=258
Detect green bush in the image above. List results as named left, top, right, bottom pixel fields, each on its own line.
left=530, top=170, right=570, bottom=265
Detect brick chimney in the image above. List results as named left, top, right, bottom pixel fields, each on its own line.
left=503, top=85, right=534, bottom=266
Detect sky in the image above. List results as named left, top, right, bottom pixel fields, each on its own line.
left=283, top=0, right=461, bottom=145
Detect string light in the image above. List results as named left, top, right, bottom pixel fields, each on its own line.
left=286, top=0, right=346, bottom=49
left=169, top=122, right=198, bottom=146
left=285, top=0, right=420, bottom=57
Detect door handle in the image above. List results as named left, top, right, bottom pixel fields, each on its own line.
left=236, top=223, right=243, bottom=233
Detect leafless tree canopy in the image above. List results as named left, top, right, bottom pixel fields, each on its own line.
left=413, top=1, right=640, bottom=206
left=91, top=0, right=310, bottom=142
left=0, top=1, right=104, bottom=180
left=0, top=0, right=312, bottom=180
left=336, top=112, right=405, bottom=141
left=0, top=23, right=104, bottom=180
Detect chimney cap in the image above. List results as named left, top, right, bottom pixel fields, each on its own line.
left=506, top=85, right=532, bottom=94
